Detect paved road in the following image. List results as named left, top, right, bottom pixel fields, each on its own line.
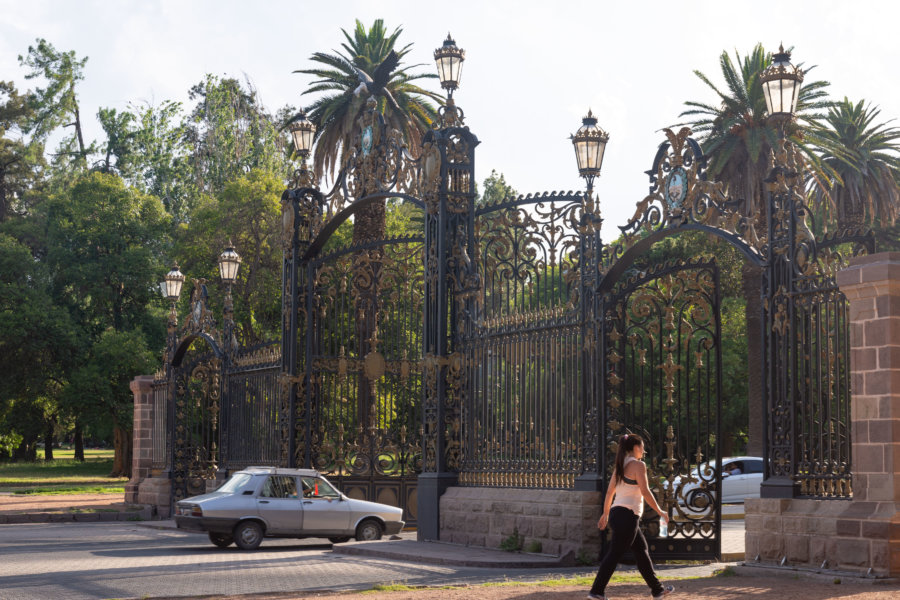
left=0, top=521, right=742, bottom=600
left=0, top=522, right=596, bottom=600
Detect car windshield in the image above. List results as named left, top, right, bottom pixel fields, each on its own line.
left=216, top=473, right=253, bottom=494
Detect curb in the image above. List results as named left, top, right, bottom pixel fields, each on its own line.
left=732, top=563, right=899, bottom=585
left=0, top=505, right=155, bottom=524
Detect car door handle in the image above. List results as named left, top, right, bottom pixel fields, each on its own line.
left=303, top=501, right=313, bottom=504
left=259, top=500, right=269, bottom=504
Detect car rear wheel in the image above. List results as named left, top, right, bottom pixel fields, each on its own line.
left=234, top=520, right=264, bottom=550
left=208, top=532, right=234, bottom=548
left=355, top=519, right=383, bottom=541
left=329, top=536, right=351, bottom=544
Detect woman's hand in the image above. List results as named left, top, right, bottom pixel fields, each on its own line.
left=598, top=514, right=608, bottom=530
left=658, top=513, right=669, bottom=527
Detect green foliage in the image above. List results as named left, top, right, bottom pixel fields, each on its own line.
left=0, top=80, right=45, bottom=221
left=297, top=18, right=442, bottom=178
left=176, top=168, right=284, bottom=342
left=524, top=540, right=543, bottom=553
left=18, top=38, right=91, bottom=167
left=186, top=75, right=291, bottom=194
left=679, top=43, right=833, bottom=217
left=499, top=527, right=525, bottom=551
left=808, top=98, right=900, bottom=231
left=478, top=169, right=518, bottom=207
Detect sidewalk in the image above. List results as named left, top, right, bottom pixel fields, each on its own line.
left=0, top=491, right=152, bottom=523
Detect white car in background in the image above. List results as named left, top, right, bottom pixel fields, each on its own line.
left=671, top=456, right=764, bottom=507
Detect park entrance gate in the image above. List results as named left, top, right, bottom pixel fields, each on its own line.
left=154, top=98, right=871, bottom=559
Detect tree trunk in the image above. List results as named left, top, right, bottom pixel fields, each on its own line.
left=74, top=420, right=85, bottom=462
left=111, top=425, right=132, bottom=478
left=13, top=435, right=38, bottom=462
left=43, top=418, right=55, bottom=461
left=743, top=263, right=764, bottom=456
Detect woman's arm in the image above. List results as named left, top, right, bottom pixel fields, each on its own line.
left=597, top=472, right=618, bottom=530
left=634, top=462, right=669, bottom=525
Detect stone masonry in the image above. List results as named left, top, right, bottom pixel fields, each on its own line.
left=439, top=486, right=602, bottom=562
left=745, top=252, right=900, bottom=576
left=126, top=375, right=171, bottom=518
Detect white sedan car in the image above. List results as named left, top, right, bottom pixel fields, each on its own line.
left=174, top=466, right=404, bottom=550
left=669, top=456, right=764, bottom=507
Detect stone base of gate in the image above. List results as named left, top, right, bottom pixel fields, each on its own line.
left=744, top=498, right=899, bottom=576
left=439, top=486, right=602, bottom=562
left=133, top=477, right=172, bottom=518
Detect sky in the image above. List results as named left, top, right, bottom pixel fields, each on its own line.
left=2, top=0, right=899, bottom=238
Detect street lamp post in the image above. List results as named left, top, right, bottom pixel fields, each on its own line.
left=571, top=110, right=609, bottom=199
left=289, top=109, right=317, bottom=189
left=218, top=242, right=242, bottom=356
left=434, top=34, right=465, bottom=126
left=759, top=44, right=803, bottom=499
left=760, top=44, right=803, bottom=126
left=163, top=263, right=185, bottom=337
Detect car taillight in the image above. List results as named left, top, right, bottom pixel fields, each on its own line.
left=191, top=506, right=203, bottom=517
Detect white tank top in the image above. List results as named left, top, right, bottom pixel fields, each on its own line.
left=611, top=456, right=644, bottom=517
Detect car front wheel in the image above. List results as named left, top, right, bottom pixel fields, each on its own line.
left=329, top=536, right=351, bottom=544
left=234, top=521, right=264, bottom=550
left=208, top=532, right=234, bottom=548
left=355, top=519, right=383, bottom=541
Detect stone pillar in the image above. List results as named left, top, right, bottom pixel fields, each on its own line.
left=837, top=252, right=900, bottom=575
left=838, top=252, right=900, bottom=505
left=745, top=252, right=900, bottom=576
left=125, top=375, right=155, bottom=504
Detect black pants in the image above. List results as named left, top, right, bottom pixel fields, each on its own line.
left=590, top=506, right=663, bottom=597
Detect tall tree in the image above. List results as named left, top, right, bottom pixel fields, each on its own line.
left=678, top=44, right=832, bottom=456
left=0, top=81, right=44, bottom=222
left=185, top=75, right=290, bottom=195
left=808, top=98, right=900, bottom=233
left=176, top=168, right=284, bottom=343
left=296, top=19, right=441, bottom=244
left=41, top=172, right=169, bottom=474
left=18, top=39, right=91, bottom=168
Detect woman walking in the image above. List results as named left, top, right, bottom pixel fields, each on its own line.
left=588, top=434, right=674, bottom=599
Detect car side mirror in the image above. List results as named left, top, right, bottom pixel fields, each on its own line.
left=721, top=472, right=730, bottom=477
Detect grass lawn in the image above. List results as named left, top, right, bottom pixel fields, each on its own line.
left=0, top=448, right=127, bottom=494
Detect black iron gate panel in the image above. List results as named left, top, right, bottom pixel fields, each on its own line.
left=222, top=343, right=281, bottom=471
left=151, top=372, right=169, bottom=473
left=459, top=192, right=588, bottom=487
left=301, top=235, right=424, bottom=524
left=601, top=258, right=722, bottom=560
left=171, top=342, right=221, bottom=504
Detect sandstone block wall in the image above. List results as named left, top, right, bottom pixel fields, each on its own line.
left=744, top=253, right=900, bottom=577
left=439, top=486, right=602, bottom=561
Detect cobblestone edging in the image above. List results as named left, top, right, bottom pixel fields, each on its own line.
left=0, top=505, right=154, bottom=524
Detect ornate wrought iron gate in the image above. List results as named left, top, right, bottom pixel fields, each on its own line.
left=601, top=259, right=723, bottom=559
left=298, top=237, right=424, bottom=524
left=171, top=342, right=221, bottom=504
left=458, top=191, right=588, bottom=488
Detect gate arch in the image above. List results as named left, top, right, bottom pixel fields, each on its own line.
left=281, top=98, right=438, bottom=525
left=169, top=292, right=224, bottom=504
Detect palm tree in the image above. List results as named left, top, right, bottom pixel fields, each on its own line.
left=808, top=98, right=900, bottom=234
left=678, top=44, right=832, bottom=456
left=296, top=19, right=442, bottom=179
left=294, top=20, right=441, bottom=423
left=680, top=44, right=832, bottom=218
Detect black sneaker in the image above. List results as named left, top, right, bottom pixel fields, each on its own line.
left=652, top=584, right=675, bottom=598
